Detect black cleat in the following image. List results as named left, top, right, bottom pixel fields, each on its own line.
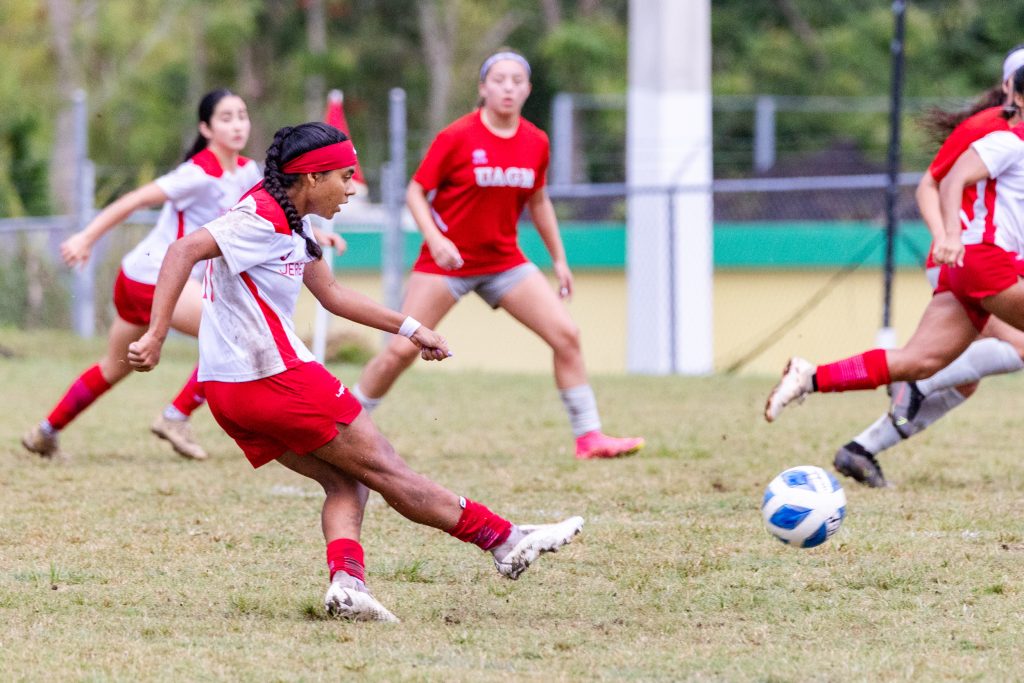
left=889, top=381, right=925, bottom=438
left=834, top=441, right=889, bottom=488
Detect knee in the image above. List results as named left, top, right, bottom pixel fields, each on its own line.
left=905, top=355, right=948, bottom=381
left=550, top=322, right=582, bottom=356
left=955, top=381, right=979, bottom=398
left=379, top=340, right=421, bottom=371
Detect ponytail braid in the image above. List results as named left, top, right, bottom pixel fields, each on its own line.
left=262, top=127, right=324, bottom=260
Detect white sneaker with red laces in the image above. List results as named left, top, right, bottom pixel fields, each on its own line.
left=323, top=572, right=399, bottom=623
left=764, top=357, right=815, bottom=422
left=493, top=516, right=584, bottom=580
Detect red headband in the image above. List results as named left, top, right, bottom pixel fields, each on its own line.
left=281, top=140, right=357, bottom=174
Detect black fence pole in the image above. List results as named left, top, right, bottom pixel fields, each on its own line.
left=883, top=0, right=906, bottom=332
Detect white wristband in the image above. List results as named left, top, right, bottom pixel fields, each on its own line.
left=398, top=316, right=421, bottom=339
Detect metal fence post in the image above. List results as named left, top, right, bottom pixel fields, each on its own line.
left=70, top=89, right=96, bottom=338
left=551, top=92, right=575, bottom=186
left=754, top=95, right=776, bottom=173
left=382, top=88, right=406, bottom=314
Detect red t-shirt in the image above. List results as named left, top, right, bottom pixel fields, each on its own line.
left=925, top=106, right=1009, bottom=267
left=412, top=110, right=550, bottom=276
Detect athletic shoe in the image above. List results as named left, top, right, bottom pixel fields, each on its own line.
left=764, top=357, right=815, bottom=422
left=151, top=414, right=208, bottom=460
left=833, top=441, right=889, bottom=488
left=493, top=516, right=584, bottom=580
left=575, top=431, right=644, bottom=460
left=323, top=573, right=399, bottom=623
left=21, top=424, right=68, bottom=460
left=889, top=381, right=925, bottom=438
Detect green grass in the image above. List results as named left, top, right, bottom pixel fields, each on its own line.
left=1, top=328, right=1023, bottom=681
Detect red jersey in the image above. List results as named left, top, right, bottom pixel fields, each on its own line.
left=411, top=110, right=550, bottom=276
left=925, top=106, right=1009, bottom=267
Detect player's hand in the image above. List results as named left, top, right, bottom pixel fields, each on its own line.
left=427, top=235, right=464, bottom=271
left=933, top=235, right=964, bottom=267
left=60, top=232, right=93, bottom=268
left=553, top=259, right=574, bottom=299
left=127, top=332, right=164, bottom=372
left=409, top=325, right=452, bottom=361
left=313, top=227, right=348, bottom=255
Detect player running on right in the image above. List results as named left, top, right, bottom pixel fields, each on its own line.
left=766, top=65, right=1024, bottom=463
left=832, top=45, right=1024, bottom=487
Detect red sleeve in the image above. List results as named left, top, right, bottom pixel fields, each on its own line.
left=928, top=124, right=978, bottom=182
left=412, top=129, right=456, bottom=192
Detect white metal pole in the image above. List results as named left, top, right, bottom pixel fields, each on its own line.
left=626, top=0, right=714, bottom=374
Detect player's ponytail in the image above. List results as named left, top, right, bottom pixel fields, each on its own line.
left=184, top=89, right=234, bottom=161
left=262, top=122, right=350, bottom=260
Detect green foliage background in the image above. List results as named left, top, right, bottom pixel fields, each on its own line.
left=1, top=0, right=1022, bottom=212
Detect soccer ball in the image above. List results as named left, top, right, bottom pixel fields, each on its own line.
left=761, top=465, right=846, bottom=548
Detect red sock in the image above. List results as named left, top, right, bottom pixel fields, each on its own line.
left=815, top=349, right=891, bottom=393
left=326, top=538, right=365, bottom=582
left=448, top=498, right=512, bottom=551
left=46, top=364, right=113, bottom=430
left=170, top=366, right=206, bottom=417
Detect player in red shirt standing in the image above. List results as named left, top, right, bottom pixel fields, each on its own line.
left=832, top=46, right=1024, bottom=487
left=351, top=50, right=644, bottom=460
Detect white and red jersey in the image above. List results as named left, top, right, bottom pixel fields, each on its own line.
left=412, top=110, right=550, bottom=276
left=196, top=186, right=317, bottom=382
left=963, top=125, right=1024, bottom=255
left=121, top=148, right=261, bottom=283
left=925, top=107, right=1009, bottom=268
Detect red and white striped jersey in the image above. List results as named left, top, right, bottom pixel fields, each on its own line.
left=964, top=126, right=1024, bottom=255
left=121, top=148, right=260, bottom=284
left=196, top=186, right=317, bottom=383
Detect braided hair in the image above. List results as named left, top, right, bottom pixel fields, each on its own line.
left=184, top=89, right=235, bottom=160
left=262, top=122, right=349, bottom=260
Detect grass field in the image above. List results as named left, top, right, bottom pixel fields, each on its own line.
left=2, top=329, right=1023, bottom=681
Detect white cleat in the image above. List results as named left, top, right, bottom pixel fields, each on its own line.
left=764, top=357, right=815, bottom=423
left=494, top=516, right=584, bottom=580
left=323, top=577, right=399, bottom=623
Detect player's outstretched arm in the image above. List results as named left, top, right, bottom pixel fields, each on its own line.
left=62, top=182, right=168, bottom=268
left=128, top=229, right=221, bottom=372
left=302, top=258, right=451, bottom=361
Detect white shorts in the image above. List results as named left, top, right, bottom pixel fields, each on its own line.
left=445, top=262, right=538, bottom=309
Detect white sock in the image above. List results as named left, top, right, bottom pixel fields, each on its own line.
left=851, top=413, right=903, bottom=454
left=907, top=387, right=967, bottom=432
left=163, top=405, right=188, bottom=421
left=39, top=420, right=57, bottom=437
left=351, top=384, right=382, bottom=413
left=917, top=338, right=1024, bottom=394
left=559, top=384, right=601, bottom=437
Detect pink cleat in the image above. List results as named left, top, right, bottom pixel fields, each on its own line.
left=574, top=430, right=645, bottom=460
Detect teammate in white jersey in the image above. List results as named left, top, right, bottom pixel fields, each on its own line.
left=21, top=89, right=343, bottom=462
left=765, top=67, right=1024, bottom=427
left=127, top=122, right=584, bottom=622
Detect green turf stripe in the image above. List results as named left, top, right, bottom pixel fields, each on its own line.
left=331, top=221, right=933, bottom=271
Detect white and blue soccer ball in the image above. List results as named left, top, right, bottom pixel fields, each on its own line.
left=761, top=465, right=846, bottom=548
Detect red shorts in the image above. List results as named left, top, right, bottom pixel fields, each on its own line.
left=934, top=243, right=1024, bottom=331
left=204, top=362, right=363, bottom=468
left=113, top=269, right=156, bottom=326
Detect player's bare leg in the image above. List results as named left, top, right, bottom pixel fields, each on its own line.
left=499, top=271, right=643, bottom=459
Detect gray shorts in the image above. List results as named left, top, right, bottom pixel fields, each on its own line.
left=445, top=262, right=539, bottom=309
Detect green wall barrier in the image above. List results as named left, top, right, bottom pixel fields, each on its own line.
left=332, top=221, right=933, bottom=271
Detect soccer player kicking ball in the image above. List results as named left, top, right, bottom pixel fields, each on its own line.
left=128, top=122, right=583, bottom=622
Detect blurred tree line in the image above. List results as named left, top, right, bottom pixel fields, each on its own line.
left=1, top=0, right=1023, bottom=219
